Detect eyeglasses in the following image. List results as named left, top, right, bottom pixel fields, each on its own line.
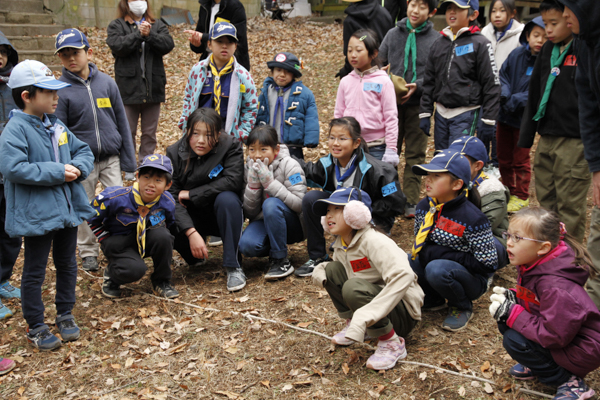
left=328, top=136, right=352, bottom=144
left=502, top=232, right=546, bottom=244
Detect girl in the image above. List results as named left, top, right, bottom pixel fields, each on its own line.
left=238, top=125, right=307, bottom=280
left=490, top=207, right=600, bottom=400
left=107, top=0, right=174, bottom=163
left=294, top=117, right=405, bottom=278
left=166, top=108, right=246, bottom=292
left=311, top=187, right=424, bottom=371
left=334, top=29, right=399, bottom=166
left=410, top=150, right=499, bottom=331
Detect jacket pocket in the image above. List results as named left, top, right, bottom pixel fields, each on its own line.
left=571, top=162, right=591, bottom=181
left=116, top=213, right=138, bottom=226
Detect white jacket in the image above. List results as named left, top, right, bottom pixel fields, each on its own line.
left=481, top=20, right=524, bottom=69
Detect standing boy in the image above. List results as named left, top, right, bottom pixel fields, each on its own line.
left=0, top=60, right=95, bottom=351
left=54, top=28, right=137, bottom=272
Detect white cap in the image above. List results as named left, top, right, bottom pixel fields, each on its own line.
left=8, top=59, right=71, bottom=90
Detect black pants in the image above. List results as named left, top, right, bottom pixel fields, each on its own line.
left=0, top=184, right=21, bottom=283
left=101, top=227, right=173, bottom=286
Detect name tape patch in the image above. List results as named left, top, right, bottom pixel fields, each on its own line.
left=455, top=43, right=474, bottom=56
left=350, top=257, right=372, bottom=273
left=208, top=164, right=224, bottom=179
left=382, top=182, right=397, bottom=197
left=97, top=98, right=112, bottom=108
left=363, top=82, right=382, bottom=93
left=289, top=173, right=302, bottom=185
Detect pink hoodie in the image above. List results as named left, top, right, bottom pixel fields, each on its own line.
left=334, top=69, right=398, bottom=153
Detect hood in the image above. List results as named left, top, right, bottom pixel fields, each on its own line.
left=559, top=0, right=600, bottom=46
left=0, top=31, right=18, bottom=70
left=519, top=242, right=590, bottom=286
left=270, top=143, right=290, bottom=171
left=519, top=16, right=545, bottom=45
left=441, top=25, right=480, bottom=39
left=345, top=0, right=381, bottom=20
left=397, top=17, right=434, bottom=34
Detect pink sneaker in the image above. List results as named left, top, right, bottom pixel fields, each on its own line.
left=0, top=357, right=15, bottom=375
left=331, top=320, right=373, bottom=346
left=366, top=336, right=407, bottom=370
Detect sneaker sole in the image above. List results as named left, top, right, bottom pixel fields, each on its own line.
left=265, top=267, right=295, bottom=281
left=60, top=332, right=81, bottom=342
left=227, top=281, right=246, bottom=292
left=27, top=338, right=62, bottom=351
left=207, top=238, right=223, bottom=247
left=441, top=312, right=474, bottom=332
left=293, top=269, right=314, bottom=277
left=366, top=347, right=408, bottom=370
left=0, top=361, right=16, bottom=376
left=510, top=374, right=536, bottom=381
left=101, top=288, right=121, bottom=298
left=423, top=303, right=448, bottom=312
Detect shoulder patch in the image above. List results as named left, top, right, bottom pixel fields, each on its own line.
left=382, top=182, right=397, bottom=197
left=288, top=173, right=302, bottom=185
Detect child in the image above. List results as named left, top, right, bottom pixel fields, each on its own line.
left=0, top=357, right=15, bottom=375
left=106, top=0, right=174, bottom=162
left=419, top=0, right=501, bottom=151
left=256, top=52, right=319, bottom=160
left=311, top=187, right=424, bottom=370
left=497, top=17, right=546, bottom=213
left=295, top=117, right=405, bottom=277
left=54, top=28, right=137, bottom=272
left=88, top=154, right=178, bottom=300
left=519, top=0, right=588, bottom=242
left=239, top=125, right=306, bottom=280
left=167, top=108, right=246, bottom=292
left=335, top=29, right=399, bottom=165
left=0, top=31, right=22, bottom=320
left=410, top=150, right=499, bottom=331
left=490, top=207, right=600, bottom=399
left=179, top=22, right=257, bottom=143
left=0, top=60, right=95, bottom=351
left=379, top=0, right=439, bottom=217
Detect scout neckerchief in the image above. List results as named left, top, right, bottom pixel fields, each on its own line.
left=335, top=154, right=358, bottom=188
left=411, top=197, right=444, bottom=260
left=472, top=170, right=489, bottom=188
left=272, top=83, right=293, bottom=137
left=495, top=19, right=513, bottom=42
left=404, top=20, right=427, bottom=83
left=208, top=54, right=234, bottom=115
left=132, top=182, right=161, bottom=258
left=533, top=41, right=573, bottom=121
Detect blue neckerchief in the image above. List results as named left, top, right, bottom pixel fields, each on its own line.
left=134, top=17, right=146, bottom=25
left=272, top=83, right=292, bottom=138
left=334, top=155, right=358, bottom=188
left=496, top=19, right=513, bottom=42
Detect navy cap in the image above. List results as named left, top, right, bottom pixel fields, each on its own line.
left=412, top=150, right=472, bottom=186
left=313, top=187, right=372, bottom=216
left=447, top=135, right=488, bottom=164
left=267, top=52, right=302, bottom=78
left=209, top=22, right=238, bottom=41
left=439, top=0, right=479, bottom=12
left=8, top=59, right=71, bottom=90
left=137, top=154, right=173, bottom=175
left=55, top=28, right=91, bottom=54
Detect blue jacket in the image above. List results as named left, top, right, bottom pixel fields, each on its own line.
left=55, top=63, right=136, bottom=172
left=256, top=78, right=319, bottom=148
left=0, top=31, right=18, bottom=134
left=87, top=186, right=176, bottom=240
left=499, top=45, right=537, bottom=128
left=0, top=111, right=95, bottom=237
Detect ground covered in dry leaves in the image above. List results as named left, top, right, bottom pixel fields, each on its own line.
left=1, top=17, right=598, bottom=400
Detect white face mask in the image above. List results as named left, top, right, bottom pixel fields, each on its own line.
left=129, top=1, right=148, bottom=17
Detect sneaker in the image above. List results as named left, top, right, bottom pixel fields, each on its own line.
left=0, top=357, right=16, bottom=375
left=81, top=256, right=99, bottom=272
left=507, top=196, right=529, bottom=213
left=422, top=298, right=448, bottom=311
left=153, top=281, right=180, bottom=299
left=441, top=307, right=473, bottom=332
left=404, top=203, right=416, bottom=219
left=207, top=236, right=222, bottom=246
left=226, top=267, right=246, bottom=292
left=331, top=320, right=373, bottom=346
left=26, top=325, right=62, bottom=351
left=0, top=281, right=21, bottom=299
left=294, top=254, right=330, bottom=277
left=554, top=376, right=595, bottom=400
left=265, top=258, right=294, bottom=281
left=366, top=335, right=407, bottom=370
left=55, top=313, right=80, bottom=342
left=509, top=363, right=535, bottom=380
left=101, top=269, right=121, bottom=298
left=0, top=300, right=13, bottom=320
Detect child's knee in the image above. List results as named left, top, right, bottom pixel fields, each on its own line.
left=214, top=191, right=242, bottom=212
left=324, top=261, right=346, bottom=282
left=262, top=197, right=284, bottom=216
left=502, top=328, right=528, bottom=352
left=341, top=278, right=372, bottom=309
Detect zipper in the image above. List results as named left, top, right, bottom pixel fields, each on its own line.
left=73, top=71, right=102, bottom=160
left=446, top=41, right=457, bottom=82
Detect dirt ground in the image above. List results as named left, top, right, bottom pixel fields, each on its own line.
left=0, top=17, right=598, bottom=400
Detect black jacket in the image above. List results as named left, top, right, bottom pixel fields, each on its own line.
left=106, top=17, right=174, bottom=105
left=420, top=27, right=501, bottom=122
left=338, top=0, right=393, bottom=79
left=519, top=40, right=580, bottom=148
left=167, top=132, right=244, bottom=233
left=190, top=0, right=250, bottom=72
left=382, top=0, right=406, bottom=24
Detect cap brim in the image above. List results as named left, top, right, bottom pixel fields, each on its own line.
left=266, top=61, right=302, bottom=77
left=33, top=81, right=71, bottom=90
left=412, top=164, right=448, bottom=176
left=210, top=33, right=238, bottom=41
left=313, top=198, right=350, bottom=216
left=54, top=44, right=87, bottom=55
left=439, top=0, right=472, bottom=12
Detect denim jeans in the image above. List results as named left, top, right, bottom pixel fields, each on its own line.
left=239, top=197, right=305, bottom=259
left=367, top=144, right=386, bottom=161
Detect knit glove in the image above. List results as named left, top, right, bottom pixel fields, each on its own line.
left=253, top=158, right=274, bottom=188
left=419, top=117, right=431, bottom=136
left=477, top=121, right=496, bottom=143
left=489, top=287, right=517, bottom=323
left=124, top=172, right=136, bottom=181
left=382, top=148, right=400, bottom=167
left=246, top=157, right=261, bottom=189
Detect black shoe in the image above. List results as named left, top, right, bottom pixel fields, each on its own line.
left=265, top=258, right=294, bottom=281
left=294, top=254, right=330, bottom=277
left=153, top=281, right=179, bottom=299
left=27, top=325, right=62, bottom=351
left=82, top=256, right=99, bottom=272
left=55, top=313, right=81, bottom=342
left=102, top=269, right=121, bottom=298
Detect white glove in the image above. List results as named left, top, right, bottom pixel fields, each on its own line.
left=381, top=148, right=400, bottom=167
left=124, top=172, right=136, bottom=181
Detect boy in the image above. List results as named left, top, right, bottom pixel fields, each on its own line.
left=0, top=31, right=22, bottom=320
left=256, top=52, right=319, bottom=160
left=379, top=0, right=438, bottom=218
left=559, top=0, right=600, bottom=311
left=54, top=28, right=137, bottom=272
left=179, top=22, right=257, bottom=143
left=519, top=0, right=588, bottom=242
left=88, top=154, right=178, bottom=300
left=419, top=0, right=501, bottom=151
left=0, top=60, right=95, bottom=351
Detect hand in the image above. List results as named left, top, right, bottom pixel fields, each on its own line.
left=246, top=157, right=261, bottom=189
left=140, top=21, right=151, bottom=37
left=492, top=286, right=517, bottom=303
left=184, top=30, right=202, bottom=47
left=252, top=158, right=274, bottom=188
left=187, top=229, right=209, bottom=260
left=477, top=121, right=496, bottom=142
left=593, top=171, right=600, bottom=207
left=419, top=117, right=431, bottom=136
left=381, top=148, right=399, bottom=167
left=400, top=83, right=417, bottom=105
left=178, top=190, right=190, bottom=207
left=64, top=164, right=80, bottom=182
left=489, top=291, right=517, bottom=323
left=124, top=172, right=136, bottom=181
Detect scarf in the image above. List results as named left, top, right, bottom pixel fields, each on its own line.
left=533, top=41, right=573, bottom=121
left=208, top=54, right=234, bottom=115
left=411, top=197, right=444, bottom=260
left=132, top=182, right=161, bottom=258
left=0, top=62, right=13, bottom=83
left=404, top=20, right=427, bottom=83
left=335, top=156, right=358, bottom=188
left=472, top=171, right=489, bottom=188
left=272, top=83, right=292, bottom=139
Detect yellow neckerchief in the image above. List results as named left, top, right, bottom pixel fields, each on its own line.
left=341, top=237, right=349, bottom=252
left=411, top=197, right=444, bottom=260
left=472, top=170, right=489, bottom=188
left=132, top=182, right=161, bottom=258
left=208, top=54, right=234, bottom=114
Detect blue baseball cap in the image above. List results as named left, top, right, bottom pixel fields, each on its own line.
left=313, top=187, right=372, bottom=216
left=8, top=59, right=71, bottom=90
left=439, top=0, right=479, bottom=12
left=412, top=150, right=472, bottom=186
left=209, top=22, right=238, bottom=42
left=55, top=28, right=91, bottom=54
left=447, top=135, right=488, bottom=164
left=137, top=154, right=173, bottom=175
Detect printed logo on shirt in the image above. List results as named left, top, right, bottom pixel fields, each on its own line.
left=97, top=98, right=112, bottom=108
left=363, top=82, right=382, bottom=93
left=435, top=216, right=466, bottom=237
left=564, top=55, right=577, bottom=67
left=455, top=43, right=474, bottom=56
left=350, top=257, right=372, bottom=273
left=526, top=66, right=534, bottom=76
left=551, top=67, right=561, bottom=77
left=208, top=164, right=224, bottom=179
left=288, top=173, right=302, bottom=185
left=381, top=182, right=397, bottom=197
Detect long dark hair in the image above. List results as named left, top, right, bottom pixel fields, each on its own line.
left=117, top=0, right=155, bottom=22
left=350, top=29, right=382, bottom=68
left=328, top=117, right=369, bottom=155
left=184, top=108, right=222, bottom=172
